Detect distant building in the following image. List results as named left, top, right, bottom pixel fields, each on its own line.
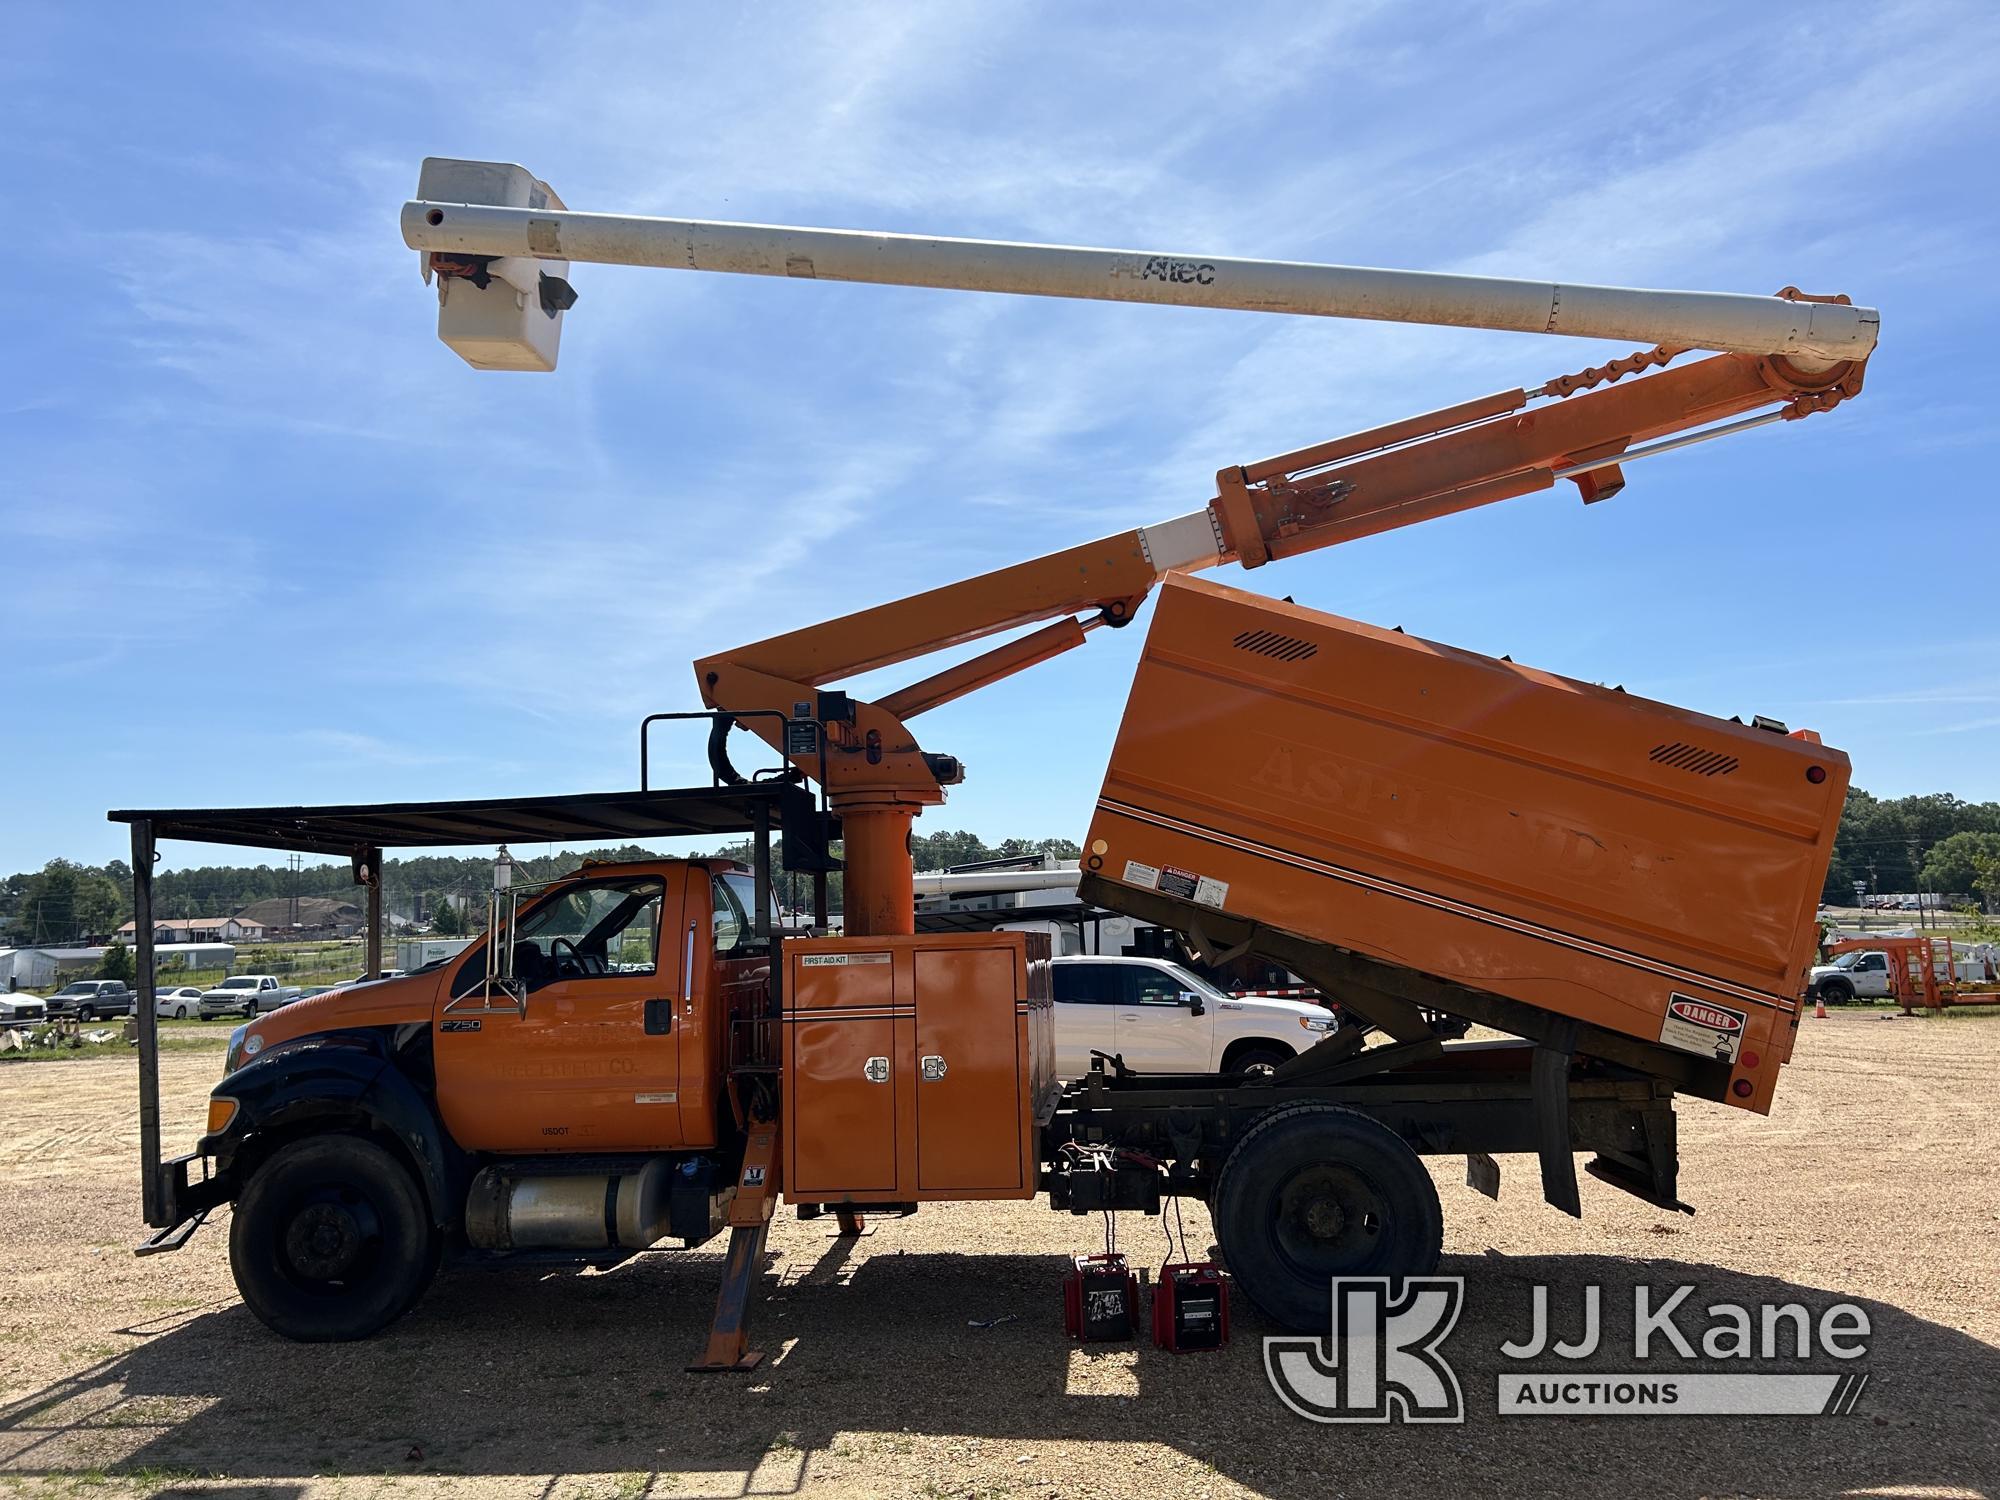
left=2, top=943, right=236, bottom=990
left=117, top=915, right=266, bottom=944
left=232, top=896, right=365, bottom=938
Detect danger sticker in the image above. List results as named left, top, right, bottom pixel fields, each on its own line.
left=1158, top=865, right=1200, bottom=901
left=1659, top=993, right=1747, bottom=1062
left=800, top=952, right=891, bottom=967
left=1122, top=859, right=1161, bottom=889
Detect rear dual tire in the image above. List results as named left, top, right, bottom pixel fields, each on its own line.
left=1212, top=1102, right=1442, bottom=1330
left=229, top=1136, right=437, bottom=1342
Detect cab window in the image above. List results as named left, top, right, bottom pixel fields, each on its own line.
left=1053, top=963, right=1122, bottom=1005
left=510, top=877, right=662, bottom=988
left=711, top=872, right=768, bottom=958
left=1131, top=966, right=1188, bottom=1006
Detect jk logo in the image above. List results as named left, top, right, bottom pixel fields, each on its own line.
left=1264, top=1277, right=1465, bottom=1423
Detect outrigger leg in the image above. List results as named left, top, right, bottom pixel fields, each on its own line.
left=688, top=1121, right=780, bottom=1373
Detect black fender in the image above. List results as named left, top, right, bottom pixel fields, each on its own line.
left=208, top=1027, right=464, bottom=1230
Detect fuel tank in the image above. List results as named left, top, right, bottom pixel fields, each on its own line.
left=466, top=1157, right=710, bottom=1252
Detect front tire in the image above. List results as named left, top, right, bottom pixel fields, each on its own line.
left=1226, top=1044, right=1291, bottom=1077
left=229, top=1135, right=435, bottom=1342
left=1818, top=978, right=1855, bottom=1005
left=172, top=1005, right=189, bottom=1019
left=1212, top=1102, right=1442, bottom=1330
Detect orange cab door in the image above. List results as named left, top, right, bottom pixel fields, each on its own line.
left=434, top=867, right=689, bottom=1153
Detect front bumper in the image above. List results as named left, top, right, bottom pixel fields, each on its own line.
left=135, top=1151, right=237, bottom=1252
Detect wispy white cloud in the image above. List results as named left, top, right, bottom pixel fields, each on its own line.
left=6, top=2, right=1999, bottom=869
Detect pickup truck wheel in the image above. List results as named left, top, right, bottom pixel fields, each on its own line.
left=77, top=1005, right=94, bottom=1022
left=1213, top=1102, right=1441, bottom=1330
left=1817, top=978, right=1855, bottom=1005
left=1226, top=1044, right=1291, bottom=1076
left=229, top=1136, right=434, bottom=1342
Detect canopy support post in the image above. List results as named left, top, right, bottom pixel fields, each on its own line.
left=363, top=846, right=384, bottom=979
left=132, top=820, right=164, bottom=1228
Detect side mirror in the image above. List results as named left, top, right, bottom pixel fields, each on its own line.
left=1183, top=991, right=1205, bottom=1016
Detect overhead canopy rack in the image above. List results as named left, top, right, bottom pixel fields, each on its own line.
left=107, top=782, right=819, bottom=858
left=110, top=780, right=826, bottom=1231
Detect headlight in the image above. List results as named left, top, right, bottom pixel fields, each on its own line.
left=1299, top=1014, right=1336, bottom=1033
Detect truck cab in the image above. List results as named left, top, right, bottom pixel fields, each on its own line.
left=1809, top=949, right=1893, bottom=1003
left=187, top=856, right=767, bottom=1341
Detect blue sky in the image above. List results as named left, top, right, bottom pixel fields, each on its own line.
left=5, top=2, right=1997, bottom=875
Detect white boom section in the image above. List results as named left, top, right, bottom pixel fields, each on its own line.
left=402, top=182, right=1878, bottom=363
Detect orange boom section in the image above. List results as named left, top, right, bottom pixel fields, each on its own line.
left=1083, top=575, right=1847, bottom=1114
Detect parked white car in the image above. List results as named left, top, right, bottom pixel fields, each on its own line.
left=1050, top=955, right=1336, bottom=1076
left=1808, top=950, right=1892, bottom=1004
left=198, top=975, right=302, bottom=1019
left=154, top=985, right=207, bottom=1019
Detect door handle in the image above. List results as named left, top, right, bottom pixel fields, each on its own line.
left=644, top=999, right=673, bottom=1035
left=681, top=920, right=696, bottom=1015
left=920, top=1054, right=947, bottom=1081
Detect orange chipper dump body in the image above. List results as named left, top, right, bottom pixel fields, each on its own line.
left=1083, top=575, right=1849, bottom=1115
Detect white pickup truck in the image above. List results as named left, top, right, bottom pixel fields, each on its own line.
left=1050, top=954, right=1337, bottom=1076
left=1807, top=950, right=1893, bottom=1003
left=198, top=975, right=302, bottom=1019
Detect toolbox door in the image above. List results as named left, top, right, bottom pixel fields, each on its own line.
left=788, top=952, right=899, bottom=1196
left=914, top=945, right=1024, bottom=1192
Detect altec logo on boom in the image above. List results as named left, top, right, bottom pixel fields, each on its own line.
left=1266, top=1279, right=1872, bottom=1423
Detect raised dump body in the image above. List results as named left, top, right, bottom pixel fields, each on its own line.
left=1082, top=574, right=1848, bottom=1115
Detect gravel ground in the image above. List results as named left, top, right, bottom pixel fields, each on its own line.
left=1, top=1011, right=1995, bottom=1499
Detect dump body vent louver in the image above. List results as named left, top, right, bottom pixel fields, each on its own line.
left=1232, top=629, right=1318, bottom=662
left=1649, top=741, right=1740, bottom=777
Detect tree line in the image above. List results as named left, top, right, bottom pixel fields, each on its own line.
left=7, top=789, right=1995, bottom=947
left=0, top=830, right=1084, bottom=945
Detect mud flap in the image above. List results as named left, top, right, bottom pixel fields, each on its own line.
left=1585, top=1102, right=1693, bottom=1215
left=1533, top=1020, right=1581, bottom=1217
left=1465, top=1152, right=1500, bottom=1201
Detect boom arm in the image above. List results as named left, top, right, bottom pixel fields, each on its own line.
left=397, top=161, right=1874, bottom=934
left=696, top=334, right=1865, bottom=930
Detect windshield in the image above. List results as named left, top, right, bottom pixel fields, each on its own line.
left=57, top=983, right=92, bottom=995
left=1832, top=953, right=1863, bottom=970
left=218, top=978, right=256, bottom=990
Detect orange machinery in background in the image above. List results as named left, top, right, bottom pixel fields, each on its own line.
left=1824, top=936, right=2000, bottom=1013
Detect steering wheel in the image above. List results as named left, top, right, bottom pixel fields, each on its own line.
left=549, top=937, right=585, bottom=979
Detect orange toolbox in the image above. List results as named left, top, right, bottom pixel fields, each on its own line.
left=783, top=932, right=1057, bottom=1204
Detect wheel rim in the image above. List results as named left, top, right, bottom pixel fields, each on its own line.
left=277, top=1183, right=387, bottom=1295
left=1269, top=1161, right=1392, bottom=1279
left=1242, top=1059, right=1278, bottom=1077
